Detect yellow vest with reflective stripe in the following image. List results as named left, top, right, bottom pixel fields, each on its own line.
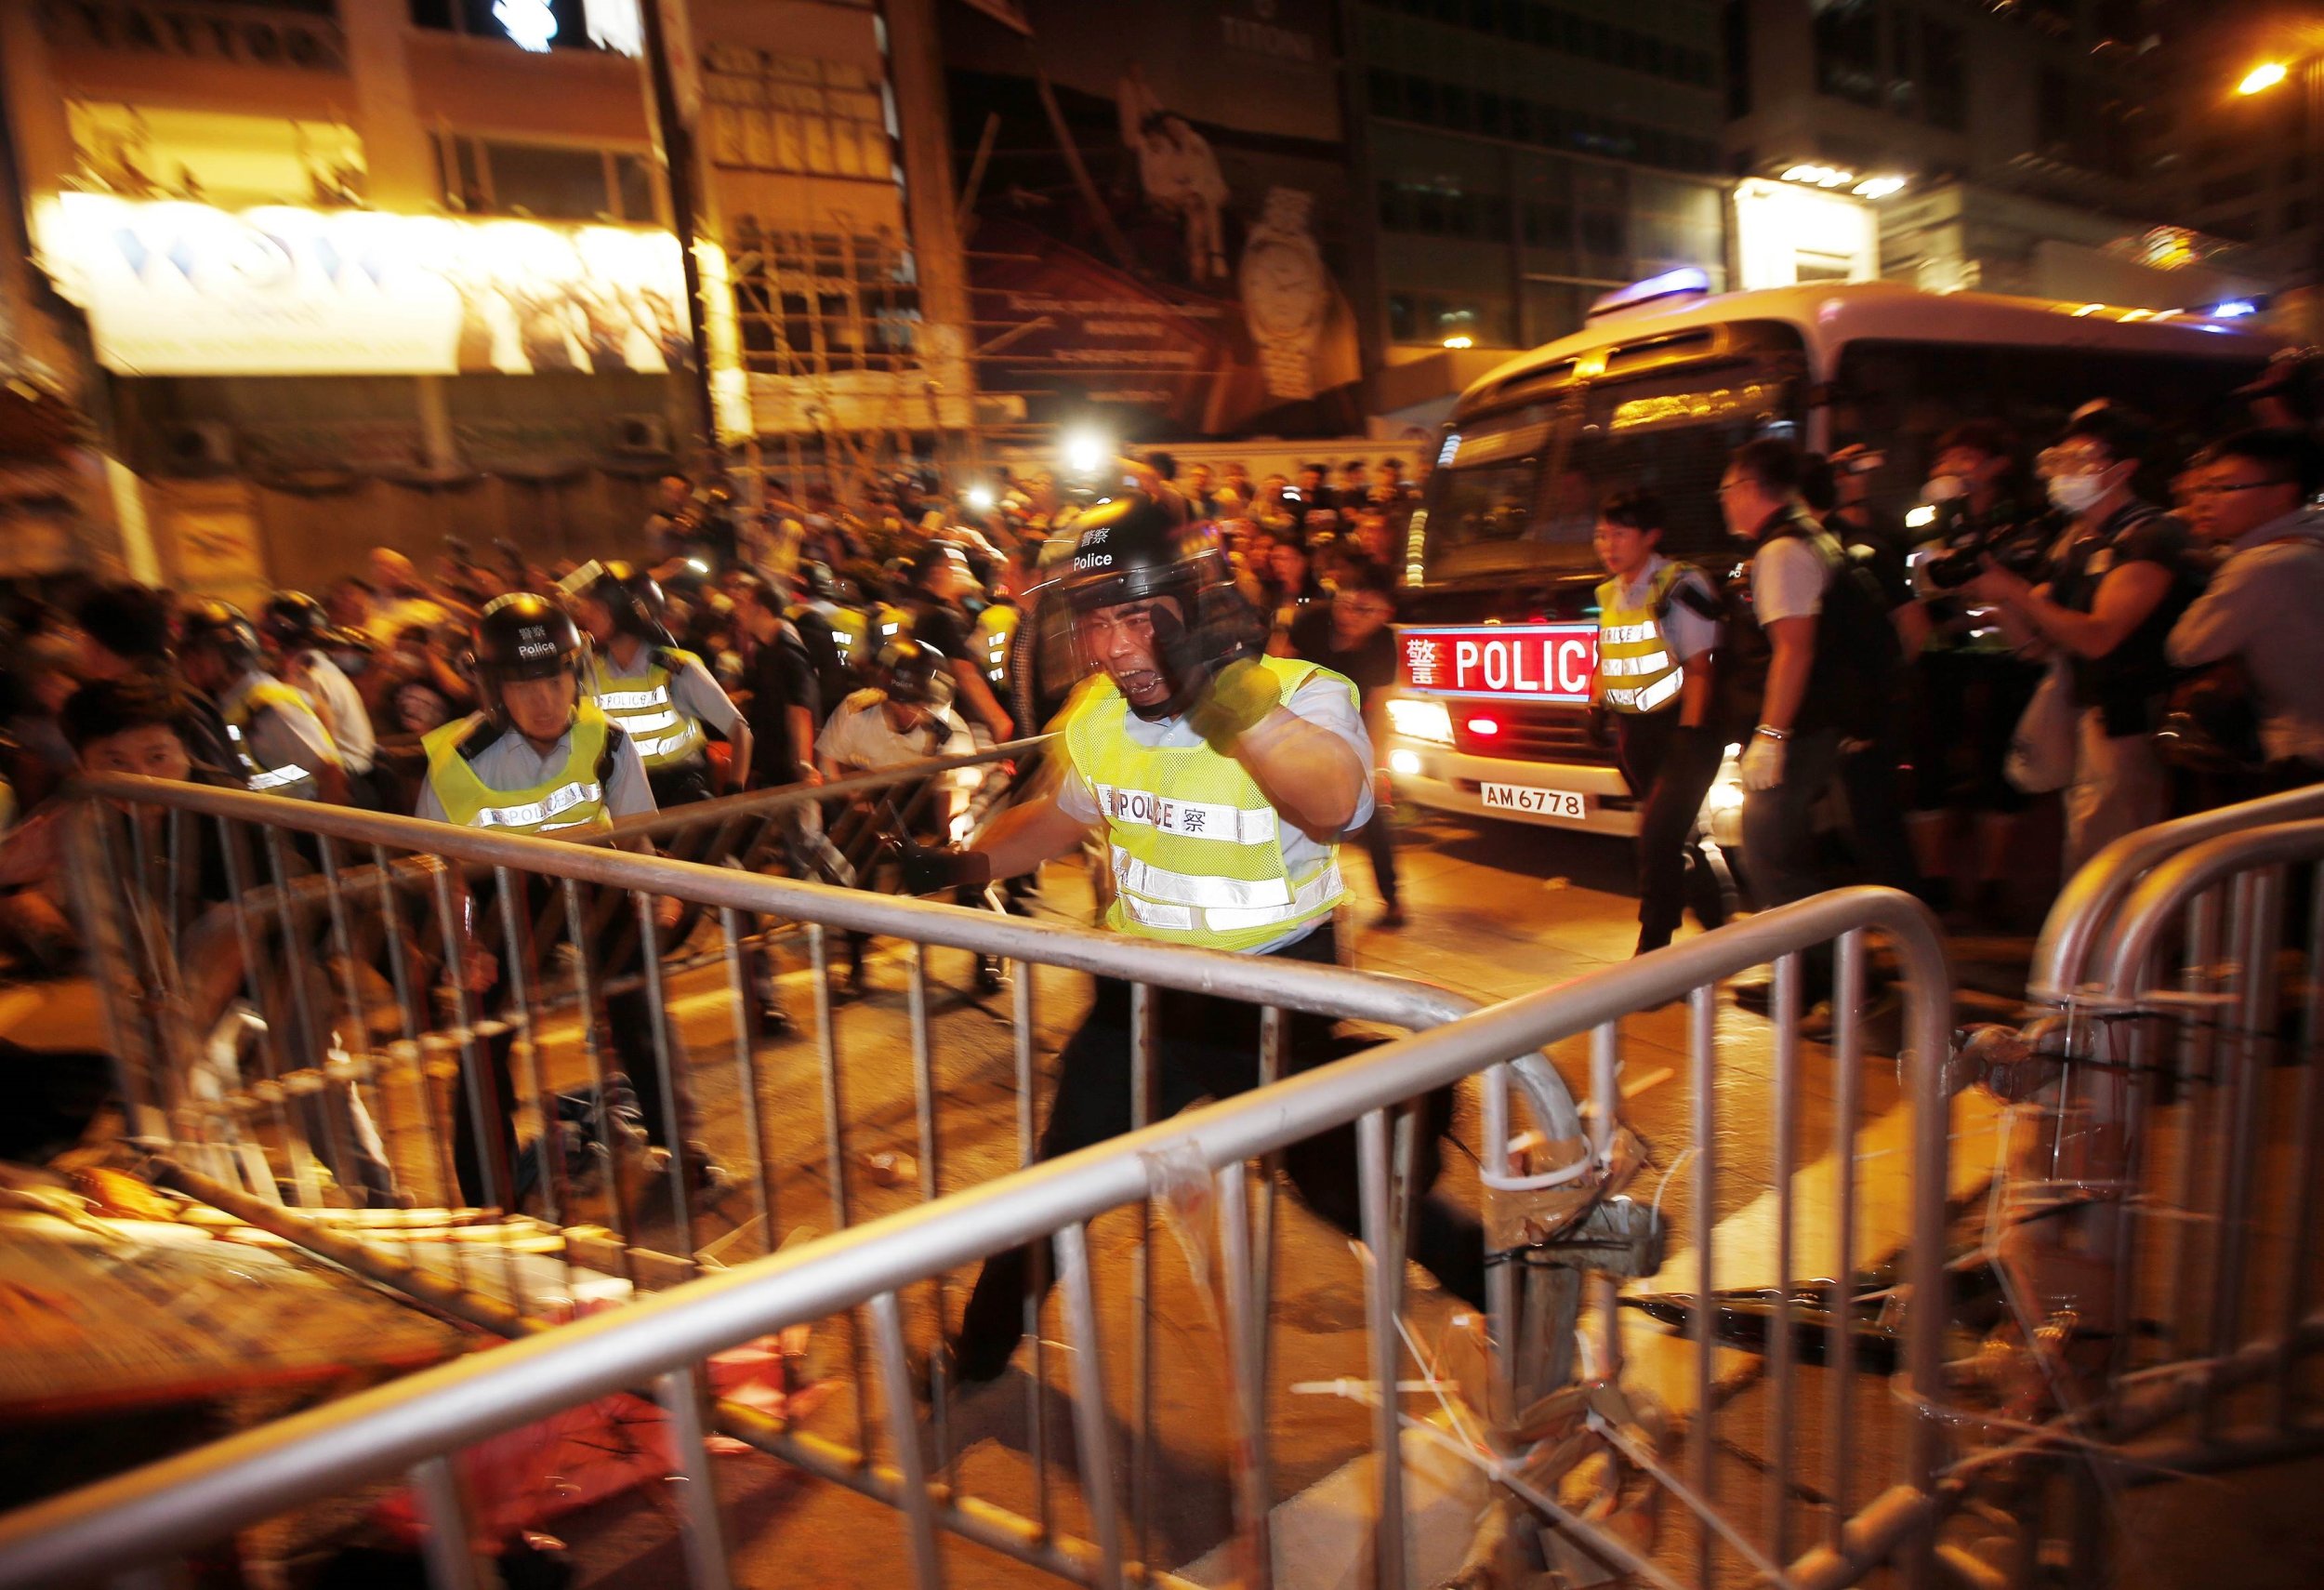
left=587, top=645, right=707, bottom=771
left=224, top=678, right=322, bottom=798
left=1593, top=562, right=1689, bottom=715
left=1063, top=656, right=1351, bottom=953
left=971, top=602, right=1021, bottom=688
left=824, top=605, right=870, bottom=674
left=422, top=705, right=614, bottom=836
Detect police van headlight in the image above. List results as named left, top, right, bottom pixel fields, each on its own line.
left=1387, top=749, right=1425, bottom=776
left=1385, top=696, right=1454, bottom=745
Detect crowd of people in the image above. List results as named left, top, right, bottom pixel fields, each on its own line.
left=0, top=450, right=1430, bottom=979
left=1583, top=390, right=2324, bottom=1023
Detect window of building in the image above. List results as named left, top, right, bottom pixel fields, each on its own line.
left=2286, top=200, right=2310, bottom=232
left=1921, top=19, right=1965, bottom=130
left=704, top=46, right=892, bottom=181
left=433, top=133, right=659, bottom=222
left=2207, top=211, right=2259, bottom=242
left=1814, top=0, right=1882, bottom=109
left=730, top=229, right=919, bottom=376
left=1724, top=0, right=1751, bottom=120
left=408, top=0, right=619, bottom=53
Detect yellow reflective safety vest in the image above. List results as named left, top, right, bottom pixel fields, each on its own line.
left=822, top=603, right=871, bottom=676
left=1593, top=561, right=1691, bottom=715
left=421, top=704, right=614, bottom=836
left=971, top=601, right=1021, bottom=689
left=1063, top=656, right=1351, bottom=953
left=871, top=601, right=912, bottom=647
left=586, top=644, right=707, bottom=771
left=224, top=677, right=323, bottom=799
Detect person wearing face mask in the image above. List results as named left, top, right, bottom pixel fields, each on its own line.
left=1907, top=421, right=2049, bottom=924
left=1970, top=407, right=2208, bottom=870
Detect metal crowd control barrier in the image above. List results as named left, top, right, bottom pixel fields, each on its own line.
left=10, top=835, right=1959, bottom=1590
left=1966, top=815, right=2324, bottom=1557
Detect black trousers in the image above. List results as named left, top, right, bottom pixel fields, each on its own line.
left=1615, top=711, right=1726, bottom=955
left=1353, top=817, right=1400, bottom=910
left=449, top=880, right=692, bottom=1207
left=1837, top=718, right=1924, bottom=898
left=951, top=924, right=1486, bottom=1379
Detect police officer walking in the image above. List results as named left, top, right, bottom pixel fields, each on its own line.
left=903, top=495, right=1486, bottom=1389
left=568, top=562, right=751, bottom=808
left=178, top=601, right=352, bottom=807
left=261, top=591, right=382, bottom=808
left=416, top=594, right=723, bottom=1206
left=1589, top=488, right=1725, bottom=955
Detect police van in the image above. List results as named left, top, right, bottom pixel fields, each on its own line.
left=1381, top=273, right=2279, bottom=837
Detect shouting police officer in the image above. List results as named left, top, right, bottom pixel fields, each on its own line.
left=904, top=494, right=1486, bottom=1389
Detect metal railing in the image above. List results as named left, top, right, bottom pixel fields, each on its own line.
left=1, top=881, right=1957, bottom=1590
left=1938, top=805, right=2324, bottom=1583
left=2029, top=783, right=2324, bottom=1004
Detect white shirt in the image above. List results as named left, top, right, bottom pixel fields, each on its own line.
left=818, top=691, right=976, bottom=772
left=1607, top=552, right=1720, bottom=663
left=1054, top=672, right=1374, bottom=952
left=414, top=716, right=656, bottom=826
left=220, top=668, right=341, bottom=800
left=1750, top=535, right=1829, bottom=626
left=293, top=653, right=376, bottom=775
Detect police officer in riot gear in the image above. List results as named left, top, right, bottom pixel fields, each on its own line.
left=901, top=493, right=1486, bottom=1390
left=261, top=591, right=381, bottom=806
left=416, top=594, right=726, bottom=1205
left=566, top=561, right=751, bottom=808
left=178, top=600, right=352, bottom=807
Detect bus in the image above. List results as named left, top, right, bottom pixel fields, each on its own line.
left=1380, top=274, right=2280, bottom=838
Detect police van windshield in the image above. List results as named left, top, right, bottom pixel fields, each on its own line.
left=1421, top=351, right=1804, bottom=582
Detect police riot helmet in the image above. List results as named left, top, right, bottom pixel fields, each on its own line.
left=1056, top=491, right=1229, bottom=616
left=472, top=592, right=586, bottom=720
left=875, top=637, right=952, bottom=709
left=576, top=560, right=672, bottom=644
left=178, top=600, right=263, bottom=669
left=260, top=591, right=335, bottom=649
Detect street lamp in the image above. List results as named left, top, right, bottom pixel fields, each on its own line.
left=2240, top=61, right=2291, bottom=96
left=2232, top=54, right=2324, bottom=298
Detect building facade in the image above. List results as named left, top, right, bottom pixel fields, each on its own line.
left=0, top=0, right=971, bottom=593
left=1723, top=0, right=2257, bottom=311
left=1341, top=0, right=1734, bottom=421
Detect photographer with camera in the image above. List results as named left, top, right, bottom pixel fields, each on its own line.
left=1906, top=420, right=2051, bottom=922
left=1970, top=407, right=2207, bottom=870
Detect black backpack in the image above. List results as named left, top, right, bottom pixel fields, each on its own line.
left=1719, top=513, right=1901, bottom=738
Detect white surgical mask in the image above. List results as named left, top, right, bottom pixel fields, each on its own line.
left=1922, top=474, right=1966, bottom=503
left=2047, top=472, right=2108, bottom=514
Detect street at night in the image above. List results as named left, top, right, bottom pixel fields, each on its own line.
left=11, top=0, right=2324, bottom=1585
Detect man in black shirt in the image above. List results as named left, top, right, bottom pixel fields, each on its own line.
left=1971, top=408, right=2206, bottom=869
left=904, top=541, right=1015, bottom=744
left=732, top=574, right=821, bottom=790
left=1285, top=558, right=1404, bottom=924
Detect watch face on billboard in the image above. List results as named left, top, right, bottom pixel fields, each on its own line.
left=939, top=0, right=1362, bottom=437
left=39, top=193, right=690, bottom=378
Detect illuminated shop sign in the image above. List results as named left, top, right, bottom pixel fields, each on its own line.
left=37, top=193, right=690, bottom=378
left=1396, top=624, right=1598, bottom=702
